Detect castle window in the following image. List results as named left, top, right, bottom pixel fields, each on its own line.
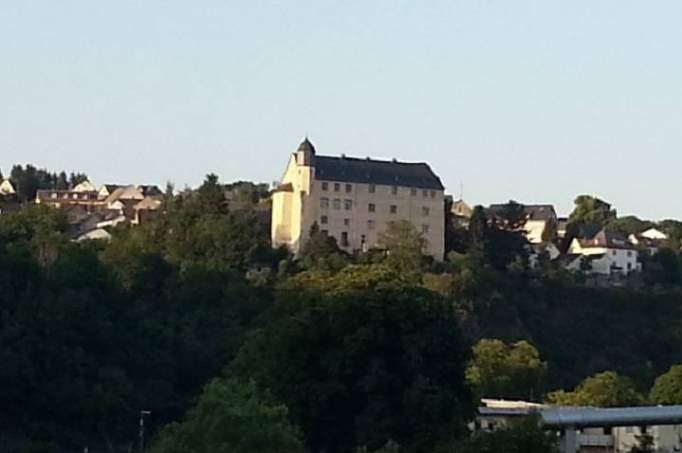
left=422, top=189, right=428, bottom=197
left=322, top=182, right=328, bottom=191
left=344, top=218, right=350, bottom=226
left=321, top=215, right=328, bottom=225
left=411, top=188, right=417, bottom=196
left=320, top=198, right=329, bottom=209
left=369, top=184, right=376, bottom=193
left=345, top=184, right=352, bottom=193
left=344, top=199, right=352, bottom=210
left=334, top=183, right=340, bottom=192
left=422, top=224, right=430, bottom=234
left=368, top=203, right=376, bottom=213
left=430, top=190, right=436, bottom=198
left=333, top=198, right=341, bottom=210
left=391, top=186, right=398, bottom=195
left=321, top=229, right=329, bottom=236
left=368, top=220, right=376, bottom=230
left=422, top=207, right=430, bottom=216
left=390, top=205, right=397, bottom=214
left=341, top=232, right=349, bottom=247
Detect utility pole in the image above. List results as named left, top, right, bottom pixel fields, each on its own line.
left=139, top=410, right=151, bottom=452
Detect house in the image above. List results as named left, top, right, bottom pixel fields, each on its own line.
left=73, top=180, right=97, bottom=192
left=640, top=227, right=668, bottom=241
left=487, top=203, right=558, bottom=244
left=450, top=198, right=473, bottom=228
left=0, top=179, right=16, bottom=196
left=36, top=189, right=101, bottom=210
left=566, top=228, right=639, bottom=276
left=98, top=184, right=122, bottom=199
left=271, top=138, right=446, bottom=259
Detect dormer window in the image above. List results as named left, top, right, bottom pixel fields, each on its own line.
left=322, top=182, right=328, bottom=191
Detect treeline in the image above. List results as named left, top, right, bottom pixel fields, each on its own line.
left=0, top=164, right=89, bottom=201
left=3, top=175, right=682, bottom=452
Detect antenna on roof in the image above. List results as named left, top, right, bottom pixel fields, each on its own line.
left=459, top=181, right=464, bottom=200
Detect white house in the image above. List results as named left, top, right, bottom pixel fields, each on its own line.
left=0, top=179, right=16, bottom=196
left=641, top=228, right=668, bottom=241
left=73, top=180, right=97, bottom=193
left=567, top=228, right=639, bottom=276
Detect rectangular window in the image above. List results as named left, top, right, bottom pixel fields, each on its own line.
left=322, top=182, right=328, bottom=191
left=344, top=199, right=352, bottom=210
left=321, top=215, right=328, bottom=225
left=345, top=183, right=352, bottom=193
left=321, top=229, right=329, bottom=236
left=390, top=205, right=397, bottom=214
left=422, top=189, right=428, bottom=197
left=333, top=198, right=341, bottom=210
left=627, top=251, right=632, bottom=257
left=411, top=188, right=417, bottom=196
left=320, top=197, right=329, bottom=209
left=368, top=203, right=376, bottom=213
left=369, top=184, right=376, bottom=193
left=430, top=190, right=436, bottom=198
left=344, top=218, right=350, bottom=226
left=422, top=224, right=430, bottom=234
left=334, top=183, right=340, bottom=192
left=368, top=219, right=376, bottom=230
left=422, top=206, right=430, bottom=216
left=612, top=250, right=617, bottom=256
left=391, top=186, right=398, bottom=195
left=341, top=231, right=349, bottom=247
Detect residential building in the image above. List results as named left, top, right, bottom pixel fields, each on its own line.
left=271, top=139, right=446, bottom=259
left=487, top=203, right=558, bottom=244
left=36, top=189, right=101, bottom=210
left=0, top=179, right=16, bottom=196
left=640, top=227, right=668, bottom=241
left=450, top=198, right=473, bottom=228
left=567, top=228, right=639, bottom=276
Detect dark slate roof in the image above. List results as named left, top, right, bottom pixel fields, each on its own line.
left=298, top=138, right=316, bottom=154
left=313, top=155, right=444, bottom=190
left=578, top=228, right=635, bottom=250
left=488, top=203, right=557, bottom=221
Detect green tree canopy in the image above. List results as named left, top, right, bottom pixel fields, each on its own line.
left=650, top=364, right=682, bottom=405
left=466, top=339, right=547, bottom=401
left=568, top=195, right=617, bottom=227
left=546, top=371, right=644, bottom=407
left=229, top=283, right=473, bottom=453
left=151, top=378, right=303, bottom=453
left=378, top=219, right=427, bottom=272
left=446, top=419, right=558, bottom=453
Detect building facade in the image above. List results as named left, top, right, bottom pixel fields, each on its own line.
left=271, top=139, right=445, bottom=259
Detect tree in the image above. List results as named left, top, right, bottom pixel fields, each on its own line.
left=299, top=222, right=349, bottom=271
left=546, top=372, right=644, bottom=407
left=446, top=418, right=558, bottom=453
left=151, top=379, right=303, bottom=453
left=468, top=205, right=529, bottom=272
left=378, top=220, right=427, bottom=272
left=228, top=283, right=473, bottom=453
left=650, top=364, right=682, bottom=405
left=568, top=195, right=617, bottom=227
left=466, top=339, right=547, bottom=401
left=607, top=216, right=653, bottom=236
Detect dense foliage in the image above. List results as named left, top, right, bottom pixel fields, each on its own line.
left=4, top=174, right=682, bottom=452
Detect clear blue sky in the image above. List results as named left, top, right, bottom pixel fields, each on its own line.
left=2, top=1, right=681, bottom=219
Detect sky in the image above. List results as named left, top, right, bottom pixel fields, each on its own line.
left=2, top=1, right=682, bottom=219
